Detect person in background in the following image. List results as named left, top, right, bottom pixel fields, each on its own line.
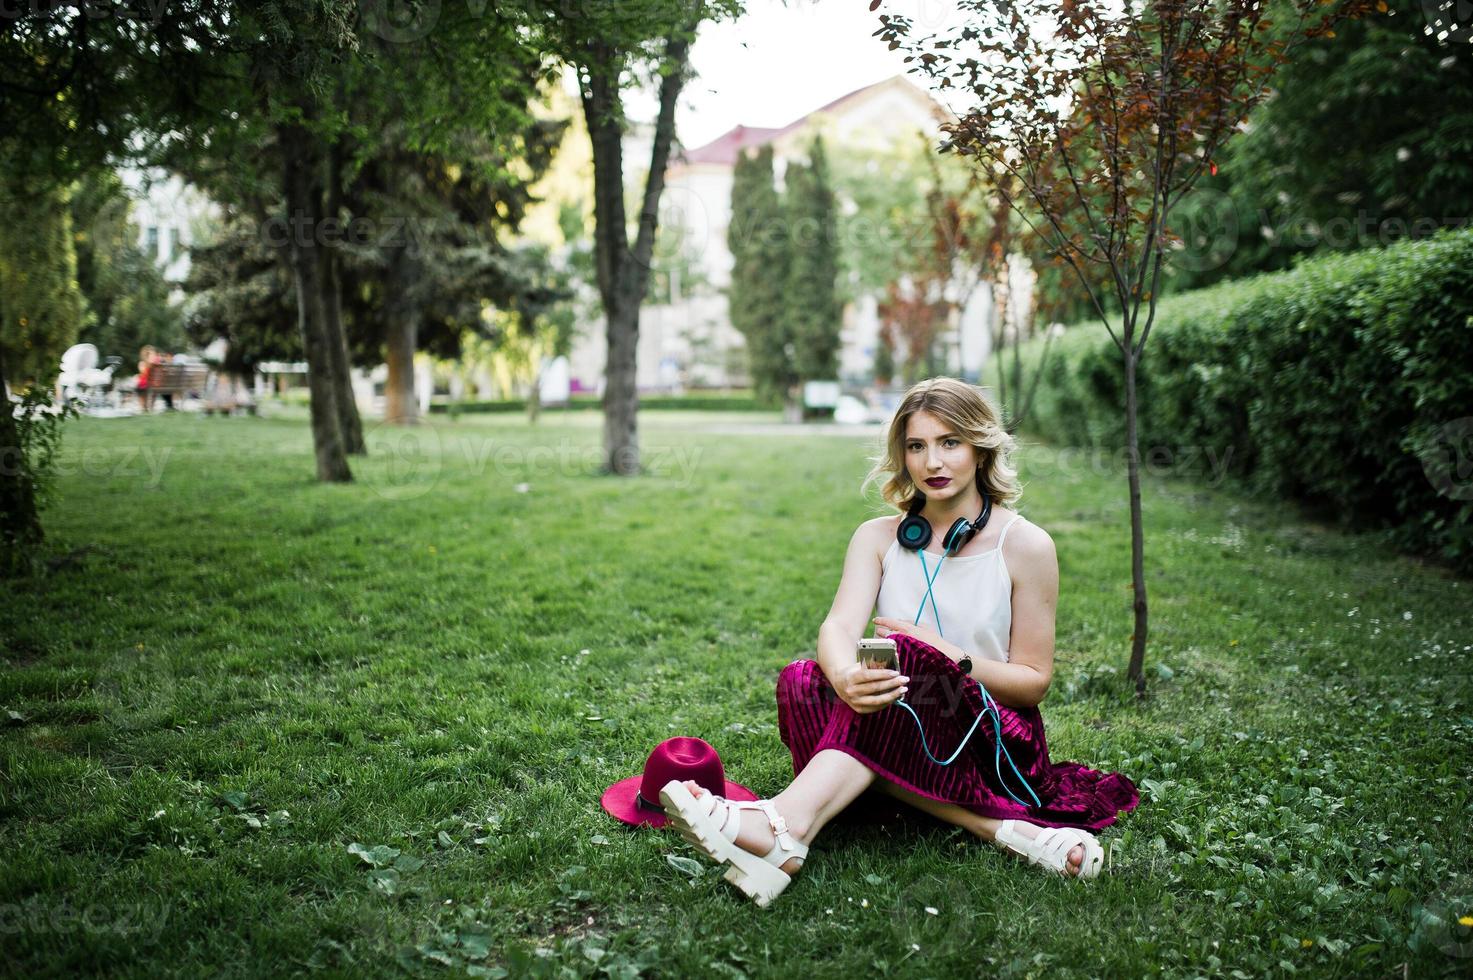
left=136, top=346, right=156, bottom=413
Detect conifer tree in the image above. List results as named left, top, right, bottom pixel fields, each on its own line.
left=726, top=145, right=795, bottom=409
left=784, top=137, right=842, bottom=412
left=0, top=175, right=84, bottom=386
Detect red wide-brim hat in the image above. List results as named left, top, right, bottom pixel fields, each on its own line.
left=601, top=736, right=759, bottom=829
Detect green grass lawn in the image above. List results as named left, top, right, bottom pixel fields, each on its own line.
left=2, top=410, right=1470, bottom=978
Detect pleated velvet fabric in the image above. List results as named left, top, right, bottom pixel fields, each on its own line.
left=775, top=634, right=1140, bottom=831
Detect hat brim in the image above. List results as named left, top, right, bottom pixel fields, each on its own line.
left=600, top=774, right=759, bottom=829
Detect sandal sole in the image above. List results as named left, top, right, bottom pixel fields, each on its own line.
left=658, top=781, right=795, bottom=907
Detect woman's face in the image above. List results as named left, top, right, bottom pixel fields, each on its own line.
left=902, top=410, right=979, bottom=503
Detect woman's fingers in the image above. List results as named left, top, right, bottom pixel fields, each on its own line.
left=861, top=684, right=908, bottom=705
left=856, top=675, right=909, bottom=693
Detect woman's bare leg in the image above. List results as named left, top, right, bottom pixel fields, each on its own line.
left=681, top=754, right=1084, bottom=877
left=870, top=778, right=1085, bottom=875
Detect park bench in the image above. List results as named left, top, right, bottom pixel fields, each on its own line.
left=146, top=363, right=211, bottom=402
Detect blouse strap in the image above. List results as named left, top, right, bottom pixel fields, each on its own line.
left=996, top=514, right=1025, bottom=553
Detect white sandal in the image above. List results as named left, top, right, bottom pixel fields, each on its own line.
left=994, top=819, right=1105, bottom=880
left=659, top=780, right=809, bottom=907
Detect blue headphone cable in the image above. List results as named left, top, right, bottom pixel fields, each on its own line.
left=891, top=542, right=1042, bottom=809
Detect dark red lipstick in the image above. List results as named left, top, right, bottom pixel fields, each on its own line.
left=925, top=477, right=951, bottom=488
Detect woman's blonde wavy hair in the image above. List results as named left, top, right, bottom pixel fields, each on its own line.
left=862, top=377, right=1023, bottom=513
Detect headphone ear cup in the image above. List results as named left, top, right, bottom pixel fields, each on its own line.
left=897, top=514, right=931, bottom=550
left=942, top=519, right=974, bottom=554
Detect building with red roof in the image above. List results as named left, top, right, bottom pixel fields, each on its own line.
left=568, top=75, right=1004, bottom=394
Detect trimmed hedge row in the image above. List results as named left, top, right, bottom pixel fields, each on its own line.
left=428, top=392, right=771, bottom=414
left=1019, top=228, right=1473, bottom=574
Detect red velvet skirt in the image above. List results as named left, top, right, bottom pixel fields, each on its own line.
left=775, top=634, right=1140, bottom=831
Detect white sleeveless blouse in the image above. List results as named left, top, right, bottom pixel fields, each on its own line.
left=873, top=514, right=1026, bottom=665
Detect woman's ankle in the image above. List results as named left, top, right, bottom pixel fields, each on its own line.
left=975, top=815, right=1004, bottom=843
left=768, top=792, right=815, bottom=846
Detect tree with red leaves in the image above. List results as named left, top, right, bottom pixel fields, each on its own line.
left=875, top=0, right=1376, bottom=695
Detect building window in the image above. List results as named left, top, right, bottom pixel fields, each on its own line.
left=144, top=225, right=160, bottom=259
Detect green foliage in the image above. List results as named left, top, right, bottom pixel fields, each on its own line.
left=784, top=137, right=842, bottom=383
left=71, top=169, right=187, bottom=361
left=1021, top=227, right=1473, bottom=573
left=181, top=213, right=301, bottom=376
left=726, top=145, right=795, bottom=406
left=0, top=175, right=85, bottom=386
left=827, top=135, right=945, bottom=304
left=645, top=200, right=712, bottom=306
left=0, top=388, right=79, bottom=576
left=1162, top=0, right=1473, bottom=293
left=727, top=137, right=845, bottom=405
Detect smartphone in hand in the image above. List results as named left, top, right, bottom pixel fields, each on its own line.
left=857, top=636, right=898, bottom=671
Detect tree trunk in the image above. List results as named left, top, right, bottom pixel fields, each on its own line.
left=528, top=356, right=543, bottom=425
left=322, top=137, right=365, bottom=452
left=383, top=244, right=420, bottom=426
left=579, top=28, right=693, bottom=476
left=1122, top=346, right=1150, bottom=697
left=280, top=118, right=352, bottom=483
left=602, top=300, right=639, bottom=473
left=0, top=345, right=43, bottom=576
left=783, top=389, right=803, bottom=424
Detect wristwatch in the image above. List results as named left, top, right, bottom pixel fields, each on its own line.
left=957, top=654, right=973, bottom=676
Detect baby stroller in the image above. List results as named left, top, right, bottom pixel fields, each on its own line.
left=57, top=344, right=125, bottom=415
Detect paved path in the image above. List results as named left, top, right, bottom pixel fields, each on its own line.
left=652, top=419, right=887, bottom=438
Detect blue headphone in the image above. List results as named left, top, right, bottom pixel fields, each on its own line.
left=897, top=487, right=992, bottom=555
left=889, top=486, right=1042, bottom=808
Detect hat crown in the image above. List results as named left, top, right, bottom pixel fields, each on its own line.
left=637, top=737, right=725, bottom=810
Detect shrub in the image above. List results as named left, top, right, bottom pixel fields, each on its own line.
left=1018, top=228, right=1473, bottom=573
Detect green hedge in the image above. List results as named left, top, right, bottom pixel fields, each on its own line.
left=1018, top=228, right=1473, bottom=574
left=428, top=391, right=771, bottom=414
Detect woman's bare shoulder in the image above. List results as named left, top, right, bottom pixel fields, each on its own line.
left=1000, top=514, right=1057, bottom=568
left=854, top=515, right=900, bottom=559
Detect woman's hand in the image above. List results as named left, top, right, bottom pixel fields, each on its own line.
left=873, top=617, right=967, bottom=665
left=833, top=660, right=909, bottom=715
left=873, top=616, right=945, bottom=651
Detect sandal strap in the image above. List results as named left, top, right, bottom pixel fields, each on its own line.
left=734, top=799, right=808, bottom=859
left=693, top=792, right=743, bottom=844
left=996, top=820, right=1098, bottom=877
